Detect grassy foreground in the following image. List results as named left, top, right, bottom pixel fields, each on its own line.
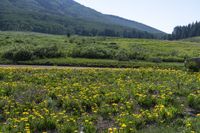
left=0, top=67, right=199, bottom=132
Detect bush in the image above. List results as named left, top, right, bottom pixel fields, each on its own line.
left=107, top=42, right=119, bottom=49
left=14, top=49, right=33, bottom=61
left=185, top=58, right=200, bottom=72
left=2, top=49, right=33, bottom=61
left=31, top=117, right=56, bottom=131
left=115, top=49, right=130, bottom=61
left=188, top=93, right=200, bottom=110
left=2, top=45, right=65, bottom=62
left=2, top=50, right=14, bottom=60
left=162, top=57, right=184, bottom=63
left=149, top=58, right=163, bottom=63
left=170, top=50, right=179, bottom=56
left=71, top=46, right=114, bottom=59
left=33, top=45, right=65, bottom=58
left=129, top=45, right=148, bottom=60
left=129, top=52, right=147, bottom=60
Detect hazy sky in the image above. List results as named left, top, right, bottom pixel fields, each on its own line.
left=74, top=0, right=200, bottom=33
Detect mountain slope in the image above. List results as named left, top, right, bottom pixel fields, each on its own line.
left=105, top=15, right=163, bottom=34
left=0, top=0, right=165, bottom=38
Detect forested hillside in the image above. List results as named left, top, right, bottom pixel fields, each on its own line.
left=0, top=0, right=164, bottom=38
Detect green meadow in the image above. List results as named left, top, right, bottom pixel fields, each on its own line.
left=0, top=31, right=200, bottom=69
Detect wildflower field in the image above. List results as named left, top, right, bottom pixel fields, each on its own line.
left=0, top=67, right=199, bottom=133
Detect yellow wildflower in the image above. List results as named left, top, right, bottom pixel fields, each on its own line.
left=121, top=123, right=127, bottom=128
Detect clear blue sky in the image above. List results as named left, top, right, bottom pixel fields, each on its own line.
left=74, top=0, right=200, bottom=33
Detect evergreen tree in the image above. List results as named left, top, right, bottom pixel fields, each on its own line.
left=171, top=21, right=200, bottom=40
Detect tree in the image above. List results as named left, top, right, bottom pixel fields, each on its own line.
left=171, top=21, right=200, bottom=40
left=67, top=33, right=71, bottom=38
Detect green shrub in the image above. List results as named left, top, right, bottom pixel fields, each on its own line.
left=129, top=52, right=147, bottom=60
left=2, top=49, right=33, bottom=61
left=188, top=93, right=200, bottom=110
left=31, top=117, right=56, bottom=131
left=15, top=39, right=24, bottom=43
left=58, top=122, right=78, bottom=133
left=185, top=58, right=200, bottom=72
left=2, top=50, right=14, bottom=60
left=0, top=73, right=4, bottom=80
left=162, top=57, right=184, bottom=63
left=170, top=50, right=179, bottom=56
left=83, top=124, right=97, bottom=133
left=129, top=45, right=148, bottom=60
left=71, top=46, right=114, bottom=59
left=149, top=58, right=163, bottom=63
left=33, top=45, right=65, bottom=58
left=115, top=49, right=130, bottom=61
left=107, top=42, right=119, bottom=49
left=14, top=49, right=33, bottom=61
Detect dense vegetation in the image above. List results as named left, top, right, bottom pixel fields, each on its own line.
left=165, top=21, right=200, bottom=40
left=0, top=32, right=200, bottom=69
left=0, top=0, right=164, bottom=39
left=0, top=11, right=155, bottom=38
left=0, top=67, right=199, bottom=132
left=0, top=1, right=200, bottom=133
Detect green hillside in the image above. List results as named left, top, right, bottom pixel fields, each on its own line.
left=0, top=0, right=165, bottom=38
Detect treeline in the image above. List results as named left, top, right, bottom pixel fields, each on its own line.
left=0, top=22, right=155, bottom=39
left=0, top=12, right=155, bottom=39
left=163, top=21, right=200, bottom=40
